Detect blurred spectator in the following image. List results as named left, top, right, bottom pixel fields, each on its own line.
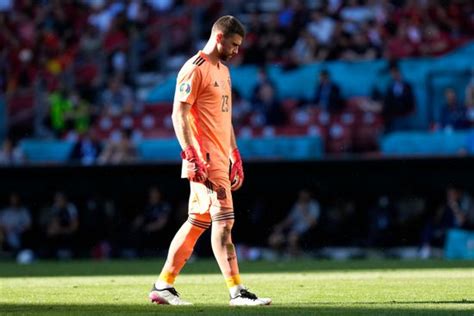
left=0, top=0, right=473, bottom=156
left=47, top=87, right=74, bottom=137
left=44, top=192, right=79, bottom=259
left=7, top=48, right=37, bottom=93
left=396, top=195, right=426, bottom=242
left=88, top=1, right=124, bottom=34
left=466, top=76, right=474, bottom=108
left=268, top=189, right=320, bottom=257
left=74, top=54, right=102, bottom=104
left=438, top=88, right=467, bottom=131
left=0, top=0, right=12, bottom=12
left=420, top=185, right=474, bottom=259
left=385, top=21, right=417, bottom=59
left=259, top=13, right=287, bottom=64
left=98, top=128, right=138, bottom=164
left=340, top=0, right=374, bottom=25
left=63, top=91, right=93, bottom=140
left=465, top=76, right=474, bottom=126
left=80, top=196, right=116, bottom=259
left=69, top=129, right=103, bottom=165
left=250, top=81, right=285, bottom=127
left=241, top=12, right=266, bottom=65
left=313, top=69, right=344, bottom=113
left=101, top=75, right=135, bottom=116
left=79, top=25, right=102, bottom=57
left=382, top=64, right=415, bottom=132
left=128, top=187, right=171, bottom=256
left=307, top=9, right=335, bottom=46
left=419, top=23, right=451, bottom=57
left=290, top=29, right=328, bottom=65
left=231, top=89, right=251, bottom=129
left=321, top=198, right=359, bottom=246
left=147, top=0, right=175, bottom=13
left=0, top=193, right=31, bottom=254
left=366, top=195, right=395, bottom=248
left=0, top=138, right=25, bottom=165
left=251, top=67, right=276, bottom=104
left=340, top=32, right=378, bottom=61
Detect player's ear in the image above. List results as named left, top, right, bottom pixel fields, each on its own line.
left=216, top=32, right=223, bottom=43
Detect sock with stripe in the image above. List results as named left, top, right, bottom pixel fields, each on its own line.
left=226, top=274, right=245, bottom=298
left=156, top=218, right=209, bottom=289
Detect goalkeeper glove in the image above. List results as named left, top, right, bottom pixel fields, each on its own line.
left=181, top=146, right=207, bottom=183
left=229, top=148, right=244, bottom=191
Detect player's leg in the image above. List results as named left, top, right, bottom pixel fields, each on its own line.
left=158, top=216, right=209, bottom=286
left=210, top=211, right=271, bottom=306
left=150, top=182, right=212, bottom=305
left=210, top=211, right=239, bottom=285
left=149, top=215, right=210, bottom=305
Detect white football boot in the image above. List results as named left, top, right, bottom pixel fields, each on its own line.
left=229, top=288, right=272, bottom=306
left=149, top=285, right=192, bottom=305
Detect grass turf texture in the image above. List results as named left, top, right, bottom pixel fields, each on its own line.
left=0, top=259, right=473, bottom=315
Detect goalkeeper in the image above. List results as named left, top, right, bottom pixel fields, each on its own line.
left=148, top=15, right=271, bottom=306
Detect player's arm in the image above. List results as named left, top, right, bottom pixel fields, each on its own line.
left=171, top=101, right=193, bottom=150
left=230, top=125, right=238, bottom=151
left=172, top=100, right=208, bottom=183
left=229, top=125, right=244, bottom=191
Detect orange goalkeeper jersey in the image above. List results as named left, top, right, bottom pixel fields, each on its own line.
left=175, top=51, right=232, bottom=177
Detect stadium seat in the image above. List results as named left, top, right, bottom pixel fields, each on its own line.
left=326, top=122, right=353, bottom=154
left=7, top=92, right=35, bottom=118
left=143, top=103, right=173, bottom=128
left=381, top=131, right=468, bottom=155
left=352, top=112, right=384, bottom=152
left=138, top=138, right=181, bottom=162
left=20, top=139, right=75, bottom=163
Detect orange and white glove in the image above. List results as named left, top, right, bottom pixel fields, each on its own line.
left=181, top=146, right=207, bottom=183
left=229, top=148, right=244, bottom=191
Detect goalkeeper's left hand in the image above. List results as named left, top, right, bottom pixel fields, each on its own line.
left=229, top=148, right=244, bottom=191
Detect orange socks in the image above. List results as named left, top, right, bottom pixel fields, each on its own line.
left=156, top=220, right=207, bottom=288
left=225, top=274, right=242, bottom=288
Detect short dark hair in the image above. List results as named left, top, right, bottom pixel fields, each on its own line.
left=212, top=15, right=245, bottom=38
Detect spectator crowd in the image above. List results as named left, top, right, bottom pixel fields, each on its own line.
left=2, top=184, right=473, bottom=261
left=1, top=0, right=474, bottom=164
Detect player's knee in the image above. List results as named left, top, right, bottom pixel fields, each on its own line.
left=212, top=212, right=234, bottom=231
left=216, top=220, right=233, bottom=234
left=187, top=216, right=211, bottom=231
left=213, top=218, right=234, bottom=230
left=213, top=220, right=233, bottom=244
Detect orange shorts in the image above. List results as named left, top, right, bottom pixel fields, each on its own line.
left=188, top=175, right=233, bottom=222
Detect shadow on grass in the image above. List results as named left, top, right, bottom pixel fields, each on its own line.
left=1, top=303, right=473, bottom=316
left=0, top=259, right=473, bottom=277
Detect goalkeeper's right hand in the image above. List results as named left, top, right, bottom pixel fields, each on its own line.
left=181, top=146, right=208, bottom=183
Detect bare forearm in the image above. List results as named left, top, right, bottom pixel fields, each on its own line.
left=230, top=126, right=237, bottom=153
left=172, top=102, right=193, bottom=150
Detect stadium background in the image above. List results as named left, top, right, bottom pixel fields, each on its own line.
left=0, top=0, right=474, bottom=262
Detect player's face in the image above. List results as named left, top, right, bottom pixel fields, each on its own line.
left=217, top=33, right=243, bottom=61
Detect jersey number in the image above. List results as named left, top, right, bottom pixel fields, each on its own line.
left=221, top=95, right=229, bottom=112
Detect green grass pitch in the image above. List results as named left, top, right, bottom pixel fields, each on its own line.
left=0, top=259, right=473, bottom=315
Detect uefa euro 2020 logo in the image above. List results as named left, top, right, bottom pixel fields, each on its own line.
left=180, top=82, right=191, bottom=96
